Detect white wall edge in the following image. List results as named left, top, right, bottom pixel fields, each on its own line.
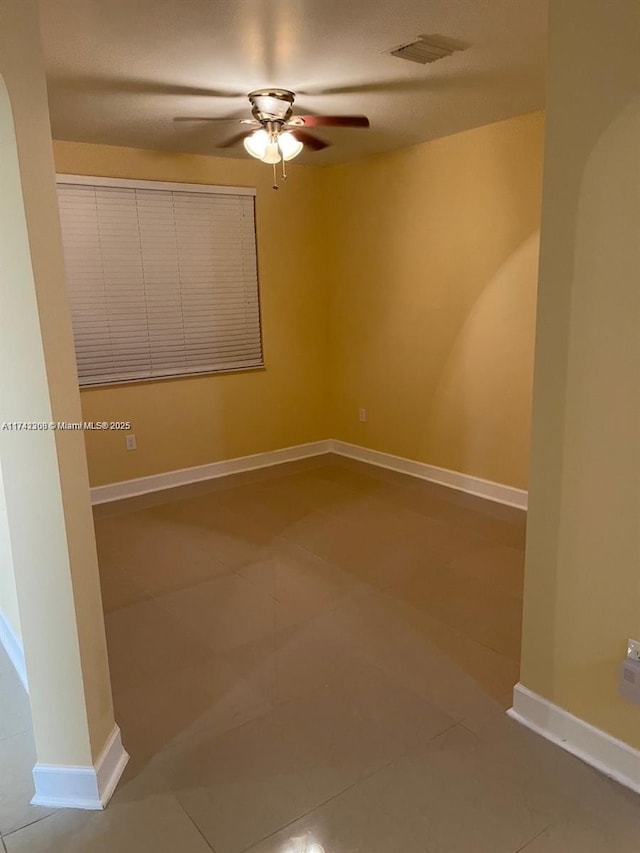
left=0, top=608, right=28, bottom=692
left=508, top=683, right=640, bottom=795
left=90, top=440, right=333, bottom=504
left=31, top=725, right=129, bottom=810
left=331, top=440, right=528, bottom=509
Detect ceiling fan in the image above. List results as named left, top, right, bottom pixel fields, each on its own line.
left=175, top=88, right=370, bottom=188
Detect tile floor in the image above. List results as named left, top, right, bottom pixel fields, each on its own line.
left=2, top=454, right=640, bottom=852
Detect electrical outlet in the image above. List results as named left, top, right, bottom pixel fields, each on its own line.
left=620, top=658, right=640, bottom=705
left=627, top=639, right=640, bottom=661
left=125, top=434, right=137, bottom=451
left=359, top=407, right=367, bottom=423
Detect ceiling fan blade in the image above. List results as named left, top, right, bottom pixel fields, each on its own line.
left=297, top=115, right=370, bottom=128
left=217, top=130, right=253, bottom=148
left=289, top=129, right=330, bottom=151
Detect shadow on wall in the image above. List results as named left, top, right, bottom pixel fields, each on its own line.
left=426, top=232, right=540, bottom=490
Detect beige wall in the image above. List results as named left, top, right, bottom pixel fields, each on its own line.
left=520, top=0, right=640, bottom=747
left=323, top=111, right=544, bottom=490
left=1, top=0, right=115, bottom=767
left=53, top=142, right=330, bottom=487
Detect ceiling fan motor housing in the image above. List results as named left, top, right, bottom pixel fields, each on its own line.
left=248, top=89, right=295, bottom=124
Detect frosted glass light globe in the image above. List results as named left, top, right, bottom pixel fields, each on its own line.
left=261, top=140, right=282, bottom=164
left=278, top=131, right=304, bottom=161
left=243, top=129, right=269, bottom=159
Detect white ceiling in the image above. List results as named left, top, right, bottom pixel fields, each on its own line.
left=39, top=0, right=548, bottom=165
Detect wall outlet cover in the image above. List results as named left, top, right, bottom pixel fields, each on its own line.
left=627, top=639, right=640, bottom=661
left=620, top=658, right=640, bottom=705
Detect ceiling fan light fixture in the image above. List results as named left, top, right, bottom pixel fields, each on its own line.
left=184, top=89, right=370, bottom=187
left=243, top=128, right=269, bottom=159
left=278, top=131, right=304, bottom=161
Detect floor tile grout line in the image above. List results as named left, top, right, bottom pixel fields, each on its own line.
left=235, top=721, right=462, bottom=853
left=373, top=586, right=522, bottom=664
left=175, top=796, right=219, bottom=853
left=318, top=612, right=502, bottom=721
left=513, top=824, right=553, bottom=852
left=2, top=811, right=57, bottom=840
left=0, top=727, right=31, bottom=746
left=104, top=556, right=272, bottom=620
left=256, top=515, right=520, bottom=616
left=235, top=760, right=397, bottom=853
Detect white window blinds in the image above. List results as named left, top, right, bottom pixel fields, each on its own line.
left=56, top=177, right=263, bottom=387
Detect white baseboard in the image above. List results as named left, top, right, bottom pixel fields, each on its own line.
left=31, top=725, right=129, bottom=810
left=332, top=440, right=528, bottom=510
left=0, top=609, right=28, bottom=692
left=90, top=439, right=527, bottom=509
left=508, top=683, right=640, bottom=795
left=91, top=440, right=333, bottom=504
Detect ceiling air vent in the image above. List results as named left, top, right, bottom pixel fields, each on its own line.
left=388, top=35, right=465, bottom=65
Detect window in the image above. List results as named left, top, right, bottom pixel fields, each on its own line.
left=56, top=176, right=263, bottom=387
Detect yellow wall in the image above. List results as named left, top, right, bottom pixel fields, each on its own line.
left=323, top=111, right=544, bottom=490
left=53, top=142, right=330, bottom=487
left=520, top=0, right=640, bottom=747
left=53, top=113, right=542, bottom=491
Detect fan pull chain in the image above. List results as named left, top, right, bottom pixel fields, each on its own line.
left=272, top=161, right=279, bottom=190
left=281, top=158, right=288, bottom=182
